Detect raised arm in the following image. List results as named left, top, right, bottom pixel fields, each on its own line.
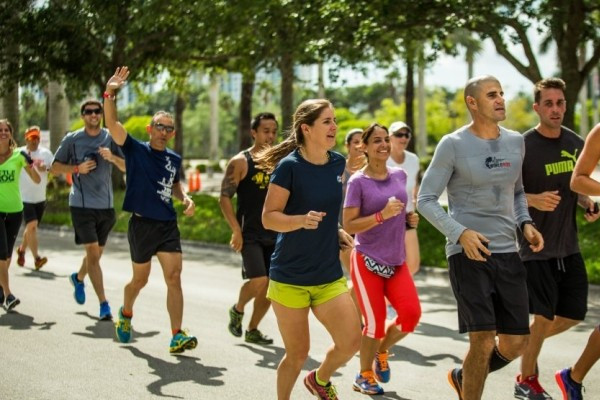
left=103, top=66, right=130, bottom=146
left=571, top=123, right=600, bottom=196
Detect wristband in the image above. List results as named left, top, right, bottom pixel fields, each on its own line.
left=375, top=212, right=384, bottom=224
left=73, top=165, right=79, bottom=174
left=103, top=91, right=115, bottom=100
left=520, top=220, right=536, bottom=231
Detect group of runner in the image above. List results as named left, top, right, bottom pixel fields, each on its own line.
left=1, top=69, right=600, bottom=399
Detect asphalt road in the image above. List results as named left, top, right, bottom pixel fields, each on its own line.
left=1, top=228, right=599, bottom=400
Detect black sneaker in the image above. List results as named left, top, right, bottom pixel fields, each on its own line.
left=5, top=294, right=20, bottom=311
left=448, top=368, right=463, bottom=400
left=0, top=286, right=4, bottom=305
left=245, top=329, right=274, bottom=345
left=228, top=305, right=243, bottom=337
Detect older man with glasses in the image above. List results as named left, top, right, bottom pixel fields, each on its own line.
left=51, top=99, right=125, bottom=321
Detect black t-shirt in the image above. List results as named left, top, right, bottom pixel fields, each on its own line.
left=236, top=150, right=276, bottom=242
left=519, top=127, right=584, bottom=260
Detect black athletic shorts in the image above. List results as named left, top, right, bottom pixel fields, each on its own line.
left=23, top=201, right=46, bottom=224
left=128, top=214, right=181, bottom=264
left=0, top=211, right=23, bottom=260
left=448, top=251, right=530, bottom=335
left=524, top=253, right=588, bottom=321
left=241, top=238, right=275, bottom=279
left=70, top=207, right=116, bottom=246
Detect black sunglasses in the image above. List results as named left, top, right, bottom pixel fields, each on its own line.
left=153, top=122, right=175, bottom=133
left=83, top=108, right=103, bottom=115
left=392, top=132, right=411, bottom=138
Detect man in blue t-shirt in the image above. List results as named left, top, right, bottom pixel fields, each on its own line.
left=51, top=99, right=125, bottom=321
left=102, top=66, right=197, bottom=354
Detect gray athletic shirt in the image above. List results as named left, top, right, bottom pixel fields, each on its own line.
left=417, top=125, right=531, bottom=257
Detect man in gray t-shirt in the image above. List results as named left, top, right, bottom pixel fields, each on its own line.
left=418, top=75, right=544, bottom=400
left=51, top=99, right=125, bottom=321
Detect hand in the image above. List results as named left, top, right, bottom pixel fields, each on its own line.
left=381, top=197, right=404, bottom=220
left=182, top=197, right=195, bottom=217
left=77, top=160, right=97, bottom=174
left=583, top=199, right=600, bottom=222
left=406, top=211, right=419, bottom=228
left=230, top=230, right=243, bottom=253
left=106, top=66, right=130, bottom=93
left=528, top=191, right=561, bottom=211
left=458, top=229, right=490, bottom=261
left=523, top=224, right=544, bottom=252
left=98, top=147, right=113, bottom=163
left=301, top=211, right=326, bottom=230
left=338, top=228, right=353, bottom=250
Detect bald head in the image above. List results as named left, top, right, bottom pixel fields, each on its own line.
left=464, top=75, right=501, bottom=104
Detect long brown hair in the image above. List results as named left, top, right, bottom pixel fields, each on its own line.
left=0, top=118, right=17, bottom=150
left=256, top=99, right=332, bottom=173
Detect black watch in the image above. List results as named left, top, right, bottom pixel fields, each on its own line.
left=520, top=220, right=536, bottom=231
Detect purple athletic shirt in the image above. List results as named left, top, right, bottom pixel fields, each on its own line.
left=344, top=167, right=408, bottom=266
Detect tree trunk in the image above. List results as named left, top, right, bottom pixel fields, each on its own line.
left=280, top=53, right=295, bottom=134
left=174, top=93, right=186, bottom=176
left=417, top=47, right=427, bottom=159
left=578, top=44, right=588, bottom=136
left=592, top=66, right=599, bottom=126
left=239, top=72, right=255, bottom=151
left=405, top=56, right=415, bottom=153
left=2, top=83, right=19, bottom=140
left=317, top=62, right=326, bottom=98
left=47, top=81, right=69, bottom=152
left=208, top=72, right=220, bottom=179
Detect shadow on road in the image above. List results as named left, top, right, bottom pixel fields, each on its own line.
left=389, top=344, right=462, bottom=367
left=126, top=346, right=226, bottom=398
left=0, top=310, right=56, bottom=330
left=236, top=343, right=341, bottom=377
left=72, top=311, right=160, bottom=342
left=20, top=267, right=67, bottom=281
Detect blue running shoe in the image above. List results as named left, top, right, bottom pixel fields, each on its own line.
left=169, top=330, right=198, bottom=354
left=373, top=351, right=390, bottom=383
left=115, top=307, right=132, bottom=343
left=69, top=273, right=85, bottom=305
left=353, top=370, right=384, bottom=395
left=555, top=368, right=583, bottom=400
left=99, top=301, right=112, bottom=320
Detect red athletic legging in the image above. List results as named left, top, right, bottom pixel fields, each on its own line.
left=350, top=249, right=421, bottom=339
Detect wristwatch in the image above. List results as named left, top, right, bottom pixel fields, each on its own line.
left=520, top=220, right=536, bottom=232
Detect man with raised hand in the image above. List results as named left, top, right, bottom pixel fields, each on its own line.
left=51, top=100, right=125, bottom=321
left=418, top=75, right=543, bottom=400
left=514, top=78, right=599, bottom=400
left=220, top=112, right=278, bottom=345
left=103, top=66, right=197, bottom=354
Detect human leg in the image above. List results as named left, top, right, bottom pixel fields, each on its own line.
left=570, top=325, right=600, bottom=383
left=123, top=261, right=151, bottom=314
left=339, top=246, right=361, bottom=321
left=463, top=331, right=496, bottom=400
left=1, top=212, right=23, bottom=303
left=157, top=251, right=184, bottom=332
left=83, top=243, right=107, bottom=302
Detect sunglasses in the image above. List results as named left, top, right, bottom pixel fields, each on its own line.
left=154, top=123, right=175, bottom=133
left=83, top=108, right=103, bottom=115
left=392, top=132, right=411, bottom=138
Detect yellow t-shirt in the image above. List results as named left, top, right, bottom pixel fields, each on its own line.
left=0, top=150, right=27, bottom=213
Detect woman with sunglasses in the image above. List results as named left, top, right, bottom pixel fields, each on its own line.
left=0, top=119, right=40, bottom=311
left=343, top=123, right=421, bottom=396
left=387, top=121, right=421, bottom=275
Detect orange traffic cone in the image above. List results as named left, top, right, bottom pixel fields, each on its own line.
left=188, top=171, right=195, bottom=192
left=194, top=171, right=202, bottom=192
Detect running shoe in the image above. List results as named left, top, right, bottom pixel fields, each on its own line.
left=303, top=370, right=338, bottom=400
left=245, top=329, right=273, bottom=345
left=373, top=350, right=390, bottom=383
left=353, top=370, right=384, bottom=395
left=555, top=368, right=583, bottom=400
left=115, top=307, right=132, bottom=343
left=4, top=294, right=20, bottom=311
left=99, top=301, right=112, bottom=321
left=228, top=305, right=243, bottom=337
left=169, top=330, right=198, bottom=354
left=514, top=374, right=552, bottom=399
left=0, top=286, right=4, bottom=305
left=16, top=247, right=25, bottom=267
left=34, top=256, right=47, bottom=270
left=69, top=272, right=85, bottom=305
left=448, top=368, right=463, bottom=400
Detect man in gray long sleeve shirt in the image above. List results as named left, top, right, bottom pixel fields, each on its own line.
left=417, top=75, right=544, bottom=400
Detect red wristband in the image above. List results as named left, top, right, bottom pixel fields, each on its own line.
left=103, top=91, right=115, bottom=100
left=73, top=165, right=79, bottom=174
left=375, top=212, right=384, bottom=224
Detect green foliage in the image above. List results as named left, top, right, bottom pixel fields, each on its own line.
left=123, top=115, right=152, bottom=141
left=504, top=95, right=537, bottom=133
left=418, top=214, right=449, bottom=269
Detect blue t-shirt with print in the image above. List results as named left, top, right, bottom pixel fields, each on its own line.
left=120, top=135, right=181, bottom=221
left=269, top=149, right=345, bottom=286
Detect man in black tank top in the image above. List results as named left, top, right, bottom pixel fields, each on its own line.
left=220, top=112, right=278, bottom=345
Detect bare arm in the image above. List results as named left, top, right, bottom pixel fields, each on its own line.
left=50, top=160, right=96, bottom=175
left=571, top=123, right=600, bottom=196
left=172, top=181, right=195, bottom=217
left=103, top=67, right=130, bottom=146
left=24, top=164, right=41, bottom=184
left=219, top=156, right=246, bottom=252
left=525, top=191, right=561, bottom=211
left=342, top=198, right=404, bottom=235
left=262, top=183, right=325, bottom=232
left=98, top=147, right=125, bottom=172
